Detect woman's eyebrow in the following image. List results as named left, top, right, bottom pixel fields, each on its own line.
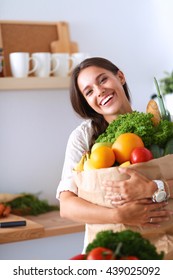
left=82, top=73, right=106, bottom=93
left=82, top=85, right=90, bottom=94
left=96, top=73, right=106, bottom=81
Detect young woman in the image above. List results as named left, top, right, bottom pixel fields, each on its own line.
left=57, top=57, right=172, bottom=251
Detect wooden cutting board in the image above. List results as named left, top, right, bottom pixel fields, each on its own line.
left=0, top=214, right=44, bottom=244
left=50, top=22, right=78, bottom=53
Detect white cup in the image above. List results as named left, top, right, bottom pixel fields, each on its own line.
left=70, top=52, right=90, bottom=70
left=9, top=52, right=38, bottom=78
left=51, top=53, right=74, bottom=77
left=31, top=52, right=58, bottom=77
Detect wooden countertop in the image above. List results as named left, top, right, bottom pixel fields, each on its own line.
left=26, top=211, right=85, bottom=238
left=0, top=211, right=85, bottom=244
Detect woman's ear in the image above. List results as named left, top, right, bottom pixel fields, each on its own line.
left=117, top=70, right=126, bottom=85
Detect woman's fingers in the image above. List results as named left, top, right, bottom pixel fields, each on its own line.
left=102, top=180, right=120, bottom=192
left=142, top=215, right=171, bottom=227
left=117, top=200, right=173, bottom=226
left=105, top=192, right=123, bottom=201
left=118, top=167, right=145, bottom=179
left=143, top=201, right=173, bottom=226
left=102, top=169, right=153, bottom=201
left=149, top=201, right=168, bottom=211
left=102, top=180, right=123, bottom=204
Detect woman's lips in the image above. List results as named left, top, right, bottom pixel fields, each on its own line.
left=100, top=94, right=114, bottom=106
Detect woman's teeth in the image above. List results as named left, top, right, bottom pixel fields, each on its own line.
left=100, top=94, right=113, bottom=105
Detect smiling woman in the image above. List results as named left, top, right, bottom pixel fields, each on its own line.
left=57, top=57, right=173, bottom=257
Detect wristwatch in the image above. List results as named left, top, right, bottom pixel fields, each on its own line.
left=152, top=180, right=167, bottom=203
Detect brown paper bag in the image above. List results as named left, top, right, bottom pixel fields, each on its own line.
left=74, top=155, right=173, bottom=259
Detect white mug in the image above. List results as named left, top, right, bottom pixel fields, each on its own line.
left=9, top=52, right=38, bottom=78
left=70, top=52, right=90, bottom=70
left=31, top=52, right=58, bottom=77
left=51, top=53, right=74, bottom=77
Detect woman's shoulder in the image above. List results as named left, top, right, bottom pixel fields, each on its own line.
left=76, top=119, right=92, bottom=131
left=67, top=119, right=93, bottom=151
left=70, top=119, right=93, bottom=138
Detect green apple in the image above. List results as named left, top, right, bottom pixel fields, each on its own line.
left=91, top=142, right=112, bottom=153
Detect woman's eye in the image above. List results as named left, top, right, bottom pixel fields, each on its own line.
left=86, top=89, right=93, bottom=96
left=100, top=77, right=107, bottom=84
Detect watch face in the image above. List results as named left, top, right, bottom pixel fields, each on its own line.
left=156, top=191, right=167, bottom=202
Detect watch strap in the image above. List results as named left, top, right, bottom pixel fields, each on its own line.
left=152, top=180, right=167, bottom=202
left=153, top=180, right=165, bottom=191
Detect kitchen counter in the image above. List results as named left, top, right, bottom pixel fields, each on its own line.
left=0, top=211, right=85, bottom=244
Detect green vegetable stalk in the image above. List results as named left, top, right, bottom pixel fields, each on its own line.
left=154, top=77, right=171, bottom=121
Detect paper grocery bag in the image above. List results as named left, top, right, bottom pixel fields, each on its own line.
left=73, top=155, right=173, bottom=259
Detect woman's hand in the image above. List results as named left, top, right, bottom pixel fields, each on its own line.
left=102, top=167, right=157, bottom=205
left=116, top=199, right=172, bottom=227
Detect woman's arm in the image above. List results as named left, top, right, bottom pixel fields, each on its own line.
left=60, top=191, right=117, bottom=224
left=59, top=190, right=171, bottom=227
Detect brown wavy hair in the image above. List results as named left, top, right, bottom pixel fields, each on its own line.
left=70, top=57, right=131, bottom=147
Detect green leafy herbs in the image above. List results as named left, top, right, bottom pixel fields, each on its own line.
left=85, top=230, right=164, bottom=260
left=160, top=71, right=173, bottom=95
left=6, top=193, right=59, bottom=216
left=95, top=111, right=173, bottom=148
left=154, top=119, right=173, bottom=147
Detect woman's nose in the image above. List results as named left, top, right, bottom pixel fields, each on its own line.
left=95, top=85, right=105, bottom=96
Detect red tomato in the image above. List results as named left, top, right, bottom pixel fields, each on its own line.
left=70, top=254, right=87, bottom=260
left=87, top=247, right=115, bottom=260
left=120, top=256, right=139, bottom=260
left=130, top=147, right=153, bottom=164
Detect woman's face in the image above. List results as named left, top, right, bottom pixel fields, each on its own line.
left=77, top=66, right=132, bottom=123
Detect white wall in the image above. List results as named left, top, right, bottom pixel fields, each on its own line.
left=0, top=0, right=173, bottom=203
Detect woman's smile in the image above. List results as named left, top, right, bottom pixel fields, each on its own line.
left=99, top=93, right=114, bottom=106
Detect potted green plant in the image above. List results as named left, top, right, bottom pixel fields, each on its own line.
left=160, top=71, right=173, bottom=95
left=159, top=72, right=173, bottom=117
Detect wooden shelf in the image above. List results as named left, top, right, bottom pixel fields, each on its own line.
left=0, top=77, right=70, bottom=90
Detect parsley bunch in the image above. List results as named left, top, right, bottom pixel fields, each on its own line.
left=95, top=111, right=173, bottom=148
left=86, top=230, right=164, bottom=260
left=7, top=193, right=59, bottom=216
